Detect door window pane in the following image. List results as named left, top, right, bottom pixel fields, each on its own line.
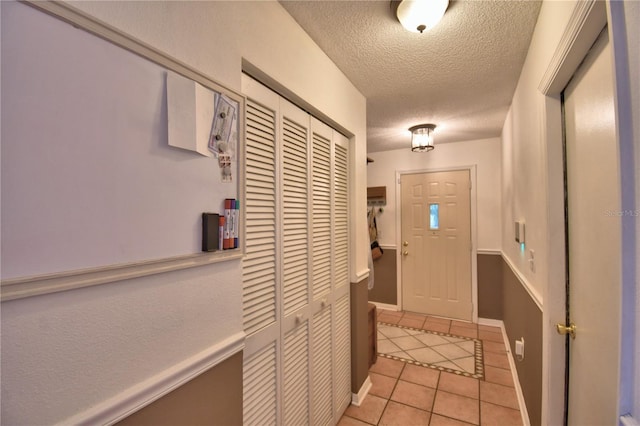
left=429, top=203, right=439, bottom=230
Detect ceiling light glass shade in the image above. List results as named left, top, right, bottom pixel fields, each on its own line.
left=396, top=0, right=449, bottom=33
left=410, top=124, right=436, bottom=152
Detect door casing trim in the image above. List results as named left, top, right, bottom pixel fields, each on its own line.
left=536, top=0, right=637, bottom=423
left=395, top=165, right=478, bottom=322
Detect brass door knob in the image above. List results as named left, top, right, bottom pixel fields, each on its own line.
left=402, top=251, right=409, bottom=256
left=556, top=323, right=576, bottom=339
left=403, top=241, right=409, bottom=247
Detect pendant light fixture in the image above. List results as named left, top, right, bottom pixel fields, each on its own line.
left=396, top=0, right=449, bottom=33
left=410, top=124, right=436, bottom=152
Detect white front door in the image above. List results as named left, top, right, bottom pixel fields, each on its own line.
left=563, top=28, right=622, bottom=424
left=400, top=170, right=472, bottom=320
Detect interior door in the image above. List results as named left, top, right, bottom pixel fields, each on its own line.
left=562, top=28, right=622, bottom=425
left=400, top=170, right=472, bottom=320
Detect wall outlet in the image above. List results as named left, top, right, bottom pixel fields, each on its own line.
left=515, top=338, right=525, bottom=361
left=515, top=221, right=526, bottom=244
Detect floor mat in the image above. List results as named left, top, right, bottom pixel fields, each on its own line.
left=377, top=321, right=484, bottom=379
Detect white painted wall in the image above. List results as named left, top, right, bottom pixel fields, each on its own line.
left=501, top=4, right=583, bottom=424
left=501, top=0, right=639, bottom=424
left=367, top=137, right=502, bottom=251
left=0, top=1, right=367, bottom=424
left=501, top=0, right=577, bottom=306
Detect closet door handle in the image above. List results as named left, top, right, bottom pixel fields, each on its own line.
left=402, top=251, right=409, bottom=256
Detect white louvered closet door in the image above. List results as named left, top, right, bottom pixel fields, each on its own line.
left=279, top=99, right=311, bottom=426
left=242, top=74, right=350, bottom=426
left=310, top=118, right=334, bottom=426
left=332, top=133, right=351, bottom=418
left=242, top=76, right=281, bottom=426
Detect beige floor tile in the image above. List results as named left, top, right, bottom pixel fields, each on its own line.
left=478, top=324, right=501, bottom=334
left=484, top=365, right=514, bottom=387
left=379, top=324, right=413, bottom=338
left=378, top=339, right=403, bottom=354
left=483, top=351, right=510, bottom=370
left=426, top=316, right=452, bottom=325
left=415, top=333, right=451, bottom=347
left=344, top=394, right=388, bottom=425
left=379, top=400, right=431, bottom=426
left=433, top=390, right=480, bottom=425
left=422, top=322, right=451, bottom=334
left=406, top=347, right=447, bottom=364
left=338, top=414, right=374, bottom=426
left=430, top=413, right=477, bottom=426
left=481, top=341, right=506, bottom=354
left=478, top=330, right=503, bottom=343
left=456, top=340, right=476, bottom=355
left=449, top=326, right=478, bottom=339
left=370, top=372, right=398, bottom=399
left=432, top=343, right=473, bottom=360
left=390, top=380, right=436, bottom=411
left=370, top=356, right=406, bottom=378
left=480, top=381, right=519, bottom=410
left=451, top=357, right=476, bottom=374
left=399, top=317, right=426, bottom=329
left=480, top=401, right=522, bottom=425
left=451, top=320, right=477, bottom=330
left=393, top=335, right=427, bottom=351
left=403, top=311, right=429, bottom=321
left=400, top=363, right=440, bottom=388
left=438, top=372, right=479, bottom=399
left=379, top=313, right=401, bottom=325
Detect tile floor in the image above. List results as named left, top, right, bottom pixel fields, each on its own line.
left=339, top=310, right=523, bottom=426
left=377, top=322, right=482, bottom=378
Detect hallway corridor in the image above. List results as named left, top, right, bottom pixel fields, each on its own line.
left=339, top=310, right=523, bottom=425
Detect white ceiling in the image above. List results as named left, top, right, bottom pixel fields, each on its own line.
left=279, top=0, right=542, bottom=153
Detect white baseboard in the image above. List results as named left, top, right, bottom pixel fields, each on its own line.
left=479, top=318, right=531, bottom=426
left=370, top=302, right=398, bottom=312
left=477, top=317, right=504, bottom=328
left=59, top=332, right=245, bottom=426
left=351, top=375, right=372, bottom=407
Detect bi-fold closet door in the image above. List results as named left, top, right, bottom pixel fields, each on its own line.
left=241, top=74, right=350, bottom=426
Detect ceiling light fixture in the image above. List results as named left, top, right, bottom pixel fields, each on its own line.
left=410, top=124, right=436, bottom=152
left=396, top=0, right=449, bottom=33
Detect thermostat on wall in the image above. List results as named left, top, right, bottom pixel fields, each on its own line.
left=515, top=221, right=525, bottom=244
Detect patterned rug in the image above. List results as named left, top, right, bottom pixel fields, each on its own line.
left=377, top=321, right=484, bottom=379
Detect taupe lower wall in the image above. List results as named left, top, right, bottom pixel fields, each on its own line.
left=351, top=277, right=370, bottom=394
left=117, top=352, right=243, bottom=426
left=368, top=251, right=502, bottom=314
left=477, top=253, right=503, bottom=319
left=502, top=259, right=543, bottom=426
left=369, top=248, right=397, bottom=305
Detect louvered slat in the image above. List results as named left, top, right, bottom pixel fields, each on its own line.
left=282, top=117, right=309, bottom=315
left=243, top=100, right=277, bottom=335
left=312, top=307, right=333, bottom=426
left=312, top=132, right=332, bottom=299
left=333, top=143, right=349, bottom=289
left=284, top=324, right=309, bottom=426
left=334, top=294, right=351, bottom=416
left=243, top=342, right=277, bottom=426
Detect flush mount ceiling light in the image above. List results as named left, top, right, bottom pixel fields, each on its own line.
left=396, top=0, right=449, bottom=33
left=410, top=124, right=436, bottom=152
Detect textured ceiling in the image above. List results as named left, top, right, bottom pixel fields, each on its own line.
left=279, top=0, right=542, bottom=152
